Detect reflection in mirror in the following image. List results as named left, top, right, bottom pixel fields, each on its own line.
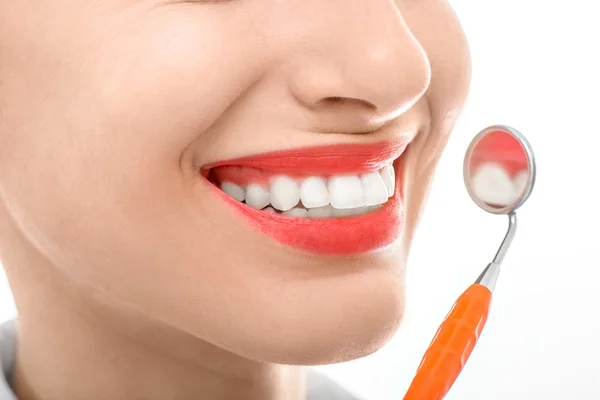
left=467, top=128, right=530, bottom=209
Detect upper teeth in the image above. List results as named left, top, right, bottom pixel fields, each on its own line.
left=328, top=175, right=365, bottom=209
left=471, top=162, right=528, bottom=206
left=220, top=182, right=246, bottom=202
left=270, top=176, right=301, bottom=212
left=300, top=177, right=329, bottom=208
left=361, top=171, right=390, bottom=206
left=219, top=164, right=395, bottom=216
left=245, top=183, right=271, bottom=209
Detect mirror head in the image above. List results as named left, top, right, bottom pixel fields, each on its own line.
left=464, top=125, right=536, bottom=215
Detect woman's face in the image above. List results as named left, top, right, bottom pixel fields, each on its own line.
left=0, top=0, right=470, bottom=363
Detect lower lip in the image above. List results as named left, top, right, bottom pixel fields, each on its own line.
left=201, top=163, right=405, bottom=256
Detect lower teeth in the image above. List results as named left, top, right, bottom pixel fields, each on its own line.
left=255, top=203, right=383, bottom=218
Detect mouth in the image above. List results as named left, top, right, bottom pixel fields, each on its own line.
left=198, top=140, right=410, bottom=255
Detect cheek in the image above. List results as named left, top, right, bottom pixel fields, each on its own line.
left=0, top=8, right=274, bottom=275
left=85, top=14, right=269, bottom=154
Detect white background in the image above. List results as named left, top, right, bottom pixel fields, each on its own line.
left=2, top=1, right=599, bottom=399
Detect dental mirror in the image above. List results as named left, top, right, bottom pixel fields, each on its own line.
left=464, top=125, right=536, bottom=215
left=404, top=125, right=536, bottom=400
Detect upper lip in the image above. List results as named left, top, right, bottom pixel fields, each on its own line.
left=201, top=138, right=411, bottom=176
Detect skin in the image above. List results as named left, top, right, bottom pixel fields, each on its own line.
left=0, top=0, right=470, bottom=399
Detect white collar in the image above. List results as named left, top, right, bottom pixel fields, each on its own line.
left=0, top=319, right=17, bottom=400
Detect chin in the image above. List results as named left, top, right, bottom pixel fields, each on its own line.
left=213, top=268, right=406, bottom=366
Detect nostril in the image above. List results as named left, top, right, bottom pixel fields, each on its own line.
left=318, top=96, right=376, bottom=110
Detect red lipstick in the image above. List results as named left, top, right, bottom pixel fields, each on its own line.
left=204, top=140, right=409, bottom=175
left=201, top=140, right=408, bottom=255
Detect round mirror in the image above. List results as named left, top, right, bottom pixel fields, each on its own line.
left=464, top=125, right=536, bottom=215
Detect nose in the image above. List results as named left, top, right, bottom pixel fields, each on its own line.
left=287, top=1, right=431, bottom=130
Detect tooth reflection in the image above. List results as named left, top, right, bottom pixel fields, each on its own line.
left=471, top=162, right=517, bottom=206
left=513, top=169, right=529, bottom=200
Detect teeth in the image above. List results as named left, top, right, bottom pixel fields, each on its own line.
left=270, top=176, right=300, bottom=211
left=300, top=177, right=329, bottom=208
left=354, top=206, right=373, bottom=215
left=513, top=169, right=529, bottom=198
left=472, top=163, right=517, bottom=206
left=221, top=182, right=246, bottom=202
left=307, top=205, right=334, bottom=218
left=282, top=207, right=308, bottom=218
left=332, top=206, right=371, bottom=217
left=245, top=184, right=271, bottom=209
left=332, top=207, right=357, bottom=217
left=217, top=163, right=398, bottom=217
left=379, top=165, right=395, bottom=197
left=328, top=176, right=365, bottom=209
left=360, top=172, right=389, bottom=206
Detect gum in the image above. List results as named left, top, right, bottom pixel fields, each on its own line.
left=209, top=165, right=354, bottom=187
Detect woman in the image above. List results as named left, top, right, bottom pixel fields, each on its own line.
left=0, top=0, right=471, bottom=398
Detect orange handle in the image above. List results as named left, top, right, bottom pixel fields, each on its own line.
left=404, top=284, right=492, bottom=400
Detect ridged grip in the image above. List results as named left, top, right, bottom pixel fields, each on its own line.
left=404, top=284, right=492, bottom=400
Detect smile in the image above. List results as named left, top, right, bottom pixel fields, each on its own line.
left=199, top=140, right=410, bottom=255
